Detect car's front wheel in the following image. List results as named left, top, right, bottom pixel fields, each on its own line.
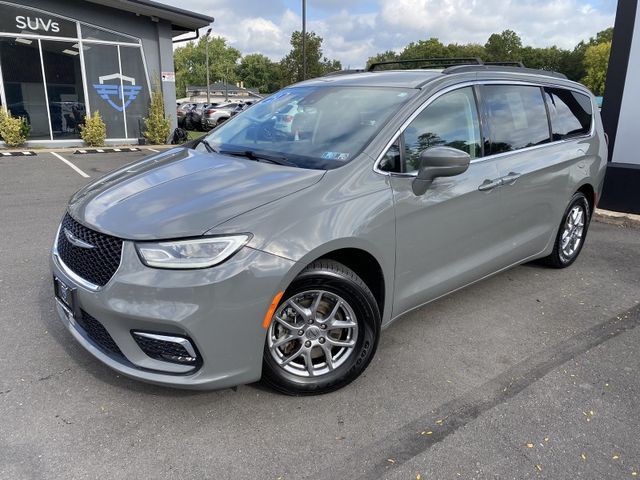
left=262, top=260, right=380, bottom=395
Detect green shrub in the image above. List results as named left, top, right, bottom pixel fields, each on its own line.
left=19, top=116, right=30, bottom=139
left=143, top=87, right=171, bottom=145
left=0, top=109, right=28, bottom=147
left=80, top=111, right=107, bottom=147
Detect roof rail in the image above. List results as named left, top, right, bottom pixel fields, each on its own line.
left=442, top=64, right=567, bottom=79
left=368, top=57, right=483, bottom=71
left=485, top=61, right=525, bottom=67
left=322, top=69, right=366, bottom=77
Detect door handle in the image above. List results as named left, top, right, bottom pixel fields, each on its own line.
left=501, top=172, right=521, bottom=185
left=478, top=178, right=503, bottom=191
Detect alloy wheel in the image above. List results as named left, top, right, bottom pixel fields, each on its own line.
left=560, top=204, right=585, bottom=262
left=267, top=290, right=358, bottom=378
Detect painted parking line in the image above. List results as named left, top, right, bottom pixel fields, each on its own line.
left=51, top=152, right=90, bottom=178
left=147, top=148, right=160, bottom=153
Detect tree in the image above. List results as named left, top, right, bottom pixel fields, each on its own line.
left=520, top=46, right=568, bottom=72
left=237, top=53, right=280, bottom=93
left=279, top=31, right=342, bottom=86
left=485, top=30, right=523, bottom=61
left=400, top=38, right=447, bottom=61
left=562, top=27, right=615, bottom=81
left=173, top=36, right=241, bottom=97
left=583, top=41, right=611, bottom=95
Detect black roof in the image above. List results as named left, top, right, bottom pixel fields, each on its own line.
left=86, top=0, right=213, bottom=31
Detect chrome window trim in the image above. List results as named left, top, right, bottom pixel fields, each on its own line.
left=373, top=80, right=596, bottom=177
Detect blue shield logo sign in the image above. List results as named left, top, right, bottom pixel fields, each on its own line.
left=93, top=73, right=143, bottom=112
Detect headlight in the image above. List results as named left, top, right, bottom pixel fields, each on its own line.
left=136, top=235, right=250, bottom=269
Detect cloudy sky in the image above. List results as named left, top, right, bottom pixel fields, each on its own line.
left=167, top=0, right=617, bottom=68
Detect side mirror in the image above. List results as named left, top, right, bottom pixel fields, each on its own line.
left=412, top=146, right=471, bottom=195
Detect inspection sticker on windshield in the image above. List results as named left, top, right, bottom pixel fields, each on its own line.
left=322, top=152, right=350, bottom=161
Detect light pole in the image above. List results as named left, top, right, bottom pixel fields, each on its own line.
left=205, top=27, right=212, bottom=104
left=302, top=0, right=307, bottom=80
left=225, top=65, right=229, bottom=101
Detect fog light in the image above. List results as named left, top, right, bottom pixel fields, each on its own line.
left=131, top=331, right=199, bottom=365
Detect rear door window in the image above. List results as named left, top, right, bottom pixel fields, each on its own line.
left=544, top=88, right=593, bottom=140
left=482, top=85, right=551, bottom=155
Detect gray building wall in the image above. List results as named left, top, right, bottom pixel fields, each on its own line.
left=19, top=0, right=178, bottom=131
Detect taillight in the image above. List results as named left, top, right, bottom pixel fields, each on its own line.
left=284, top=115, right=293, bottom=122
left=205, top=109, right=217, bottom=114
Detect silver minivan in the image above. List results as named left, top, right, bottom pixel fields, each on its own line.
left=51, top=62, right=607, bottom=395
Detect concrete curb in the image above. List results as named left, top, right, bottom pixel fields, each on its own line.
left=594, top=209, right=640, bottom=228
left=0, top=144, right=174, bottom=155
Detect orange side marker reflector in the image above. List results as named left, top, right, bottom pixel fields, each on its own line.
left=262, top=291, right=284, bottom=329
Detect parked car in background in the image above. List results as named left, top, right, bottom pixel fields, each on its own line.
left=51, top=60, right=606, bottom=395
left=177, top=103, right=196, bottom=127
left=273, top=102, right=300, bottom=133
left=183, top=103, right=211, bottom=130
left=201, top=102, right=242, bottom=130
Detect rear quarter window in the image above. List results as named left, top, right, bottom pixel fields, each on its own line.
left=544, top=88, right=593, bottom=140
left=482, top=85, right=551, bottom=155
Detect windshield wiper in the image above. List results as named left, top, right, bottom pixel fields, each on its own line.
left=198, top=137, right=219, bottom=154
left=219, top=149, right=295, bottom=167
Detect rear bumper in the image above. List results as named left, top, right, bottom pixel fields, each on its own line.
left=51, top=241, right=296, bottom=390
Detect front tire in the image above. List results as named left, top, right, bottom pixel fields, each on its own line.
left=262, top=260, right=381, bottom=395
left=540, top=192, right=591, bottom=268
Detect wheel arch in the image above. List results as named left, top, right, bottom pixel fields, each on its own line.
left=576, top=182, right=596, bottom=216
left=277, top=240, right=391, bottom=323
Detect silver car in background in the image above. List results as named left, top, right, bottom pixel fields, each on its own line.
left=51, top=62, right=607, bottom=395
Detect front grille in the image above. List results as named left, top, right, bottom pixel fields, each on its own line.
left=76, top=310, right=124, bottom=357
left=132, top=333, right=198, bottom=365
left=57, top=213, right=123, bottom=287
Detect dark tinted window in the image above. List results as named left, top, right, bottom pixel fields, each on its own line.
left=403, top=87, right=481, bottom=173
left=544, top=88, right=592, bottom=140
left=483, top=85, right=550, bottom=154
left=378, top=139, right=401, bottom=172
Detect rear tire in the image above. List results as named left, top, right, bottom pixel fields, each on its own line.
left=539, top=192, right=590, bottom=268
left=262, top=260, right=381, bottom=395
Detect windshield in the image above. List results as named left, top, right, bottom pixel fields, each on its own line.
left=201, top=86, right=416, bottom=169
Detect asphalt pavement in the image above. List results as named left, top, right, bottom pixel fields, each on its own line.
left=0, top=149, right=639, bottom=479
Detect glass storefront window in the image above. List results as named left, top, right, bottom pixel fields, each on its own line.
left=0, top=2, right=152, bottom=143
left=80, top=25, right=137, bottom=44
left=120, top=46, right=150, bottom=139
left=41, top=40, right=86, bottom=139
left=0, top=37, right=50, bottom=139
left=82, top=43, right=126, bottom=139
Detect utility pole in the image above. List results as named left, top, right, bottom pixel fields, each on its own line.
left=225, top=65, right=229, bottom=101
left=205, top=27, right=212, bottom=104
left=302, top=0, right=307, bottom=80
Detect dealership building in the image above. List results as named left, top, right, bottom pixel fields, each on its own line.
left=0, top=0, right=212, bottom=147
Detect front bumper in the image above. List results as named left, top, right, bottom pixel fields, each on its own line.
left=51, top=240, right=295, bottom=389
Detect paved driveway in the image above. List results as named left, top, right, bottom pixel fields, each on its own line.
left=1, top=150, right=639, bottom=479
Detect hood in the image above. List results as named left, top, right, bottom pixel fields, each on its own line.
left=68, top=147, right=325, bottom=240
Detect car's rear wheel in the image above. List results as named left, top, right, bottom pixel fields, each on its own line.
left=262, top=260, right=380, bottom=395
left=540, top=192, right=591, bottom=268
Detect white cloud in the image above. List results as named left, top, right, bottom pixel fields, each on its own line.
left=170, top=0, right=615, bottom=68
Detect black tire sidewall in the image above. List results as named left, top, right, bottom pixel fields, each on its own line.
left=262, top=267, right=380, bottom=395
